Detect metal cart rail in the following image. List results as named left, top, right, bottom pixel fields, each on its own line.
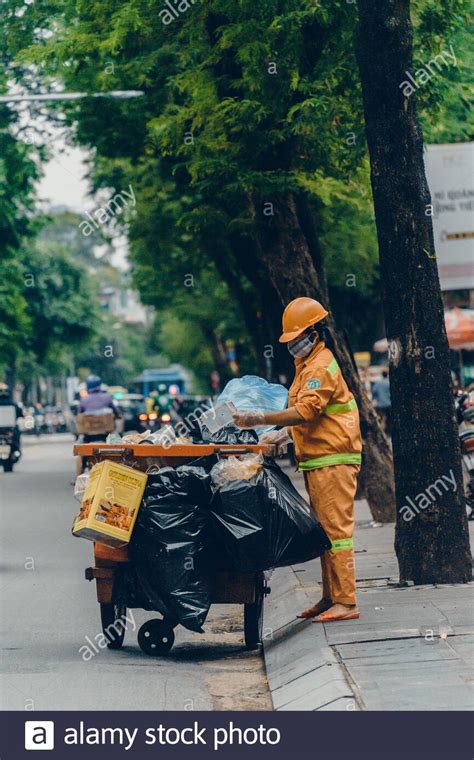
left=74, top=443, right=275, bottom=655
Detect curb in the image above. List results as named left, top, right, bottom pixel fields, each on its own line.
left=262, top=566, right=359, bottom=711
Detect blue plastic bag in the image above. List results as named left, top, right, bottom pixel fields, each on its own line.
left=217, top=375, right=288, bottom=435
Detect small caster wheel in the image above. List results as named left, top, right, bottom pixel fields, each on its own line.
left=100, top=603, right=127, bottom=650
left=138, top=619, right=175, bottom=656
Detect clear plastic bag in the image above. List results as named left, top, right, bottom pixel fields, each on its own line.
left=106, top=432, right=123, bottom=444
left=211, top=453, right=264, bottom=488
left=217, top=375, right=288, bottom=435
left=199, top=401, right=237, bottom=434
left=73, top=472, right=90, bottom=501
left=148, top=425, right=176, bottom=446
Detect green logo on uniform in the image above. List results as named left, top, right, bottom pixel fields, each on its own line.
left=307, top=378, right=321, bottom=390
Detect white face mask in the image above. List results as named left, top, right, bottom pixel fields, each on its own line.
left=288, top=332, right=318, bottom=358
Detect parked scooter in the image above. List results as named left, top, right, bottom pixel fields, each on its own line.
left=0, top=427, right=21, bottom=472
left=0, top=385, right=22, bottom=472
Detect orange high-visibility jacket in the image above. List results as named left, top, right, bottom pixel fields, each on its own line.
left=288, top=341, right=362, bottom=470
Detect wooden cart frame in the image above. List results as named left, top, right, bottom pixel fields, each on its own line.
left=74, top=443, right=275, bottom=655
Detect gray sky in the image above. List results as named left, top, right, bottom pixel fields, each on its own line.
left=9, top=84, right=131, bottom=268
left=35, top=133, right=129, bottom=270
left=36, top=141, right=90, bottom=212
left=13, top=92, right=92, bottom=212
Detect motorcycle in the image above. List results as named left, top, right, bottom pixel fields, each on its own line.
left=0, top=428, right=22, bottom=472
left=55, top=409, right=67, bottom=434
left=138, top=410, right=173, bottom=432
left=456, top=393, right=474, bottom=519
left=34, top=410, right=46, bottom=435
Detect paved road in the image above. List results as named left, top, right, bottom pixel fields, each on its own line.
left=0, top=436, right=271, bottom=710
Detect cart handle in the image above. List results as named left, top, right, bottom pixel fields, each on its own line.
left=89, top=444, right=273, bottom=456
left=93, top=447, right=130, bottom=455
left=216, top=447, right=253, bottom=455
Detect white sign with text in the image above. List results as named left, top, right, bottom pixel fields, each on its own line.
left=425, top=142, right=474, bottom=291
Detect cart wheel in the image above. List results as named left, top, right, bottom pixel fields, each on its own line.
left=100, top=603, right=127, bottom=650
left=138, top=619, right=175, bottom=656
left=244, top=574, right=265, bottom=650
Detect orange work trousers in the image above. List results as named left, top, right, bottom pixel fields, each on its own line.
left=304, top=464, right=359, bottom=606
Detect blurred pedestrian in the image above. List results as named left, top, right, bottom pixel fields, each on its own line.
left=372, top=369, right=391, bottom=435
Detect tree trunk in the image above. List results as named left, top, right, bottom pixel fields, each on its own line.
left=356, top=0, right=471, bottom=581
left=209, top=246, right=267, bottom=375
left=227, top=231, right=294, bottom=382
left=201, top=325, right=230, bottom=383
left=5, top=355, right=16, bottom=395
left=295, top=194, right=330, bottom=303
left=251, top=192, right=396, bottom=522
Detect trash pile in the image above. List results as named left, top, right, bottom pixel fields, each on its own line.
left=101, top=375, right=289, bottom=448
left=115, top=463, right=216, bottom=632
left=73, top=376, right=330, bottom=632
left=210, top=457, right=331, bottom=572
left=111, top=454, right=330, bottom=632
left=106, top=425, right=192, bottom=447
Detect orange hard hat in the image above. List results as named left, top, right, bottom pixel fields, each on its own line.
left=279, top=297, right=329, bottom=343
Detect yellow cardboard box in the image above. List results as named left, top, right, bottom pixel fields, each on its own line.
left=73, top=460, right=147, bottom=548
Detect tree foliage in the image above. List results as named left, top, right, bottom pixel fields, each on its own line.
left=22, top=240, right=99, bottom=366
left=2, top=0, right=470, bottom=520
left=9, top=0, right=470, bottom=385
left=0, top=99, right=36, bottom=371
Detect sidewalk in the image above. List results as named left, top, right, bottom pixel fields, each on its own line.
left=262, top=468, right=474, bottom=711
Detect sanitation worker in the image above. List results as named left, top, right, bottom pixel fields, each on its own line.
left=233, top=297, right=361, bottom=622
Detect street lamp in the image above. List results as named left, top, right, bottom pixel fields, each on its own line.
left=0, top=90, right=144, bottom=103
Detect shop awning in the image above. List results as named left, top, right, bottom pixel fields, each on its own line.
left=372, top=308, right=474, bottom=353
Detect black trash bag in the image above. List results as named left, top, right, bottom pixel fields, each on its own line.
left=211, top=458, right=331, bottom=572
left=201, top=424, right=259, bottom=446
left=124, top=465, right=215, bottom=633
left=113, top=563, right=160, bottom=611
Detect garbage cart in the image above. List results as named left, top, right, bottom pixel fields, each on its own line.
left=74, top=443, right=276, bottom=655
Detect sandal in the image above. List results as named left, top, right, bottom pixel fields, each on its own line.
left=296, top=599, right=332, bottom=619
left=313, top=608, right=359, bottom=623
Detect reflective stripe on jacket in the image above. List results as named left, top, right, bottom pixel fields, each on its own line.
left=288, top=341, right=362, bottom=469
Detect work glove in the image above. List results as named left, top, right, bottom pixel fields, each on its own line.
left=232, top=409, right=266, bottom=428
left=259, top=428, right=291, bottom=446
left=259, top=427, right=291, bottom=454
